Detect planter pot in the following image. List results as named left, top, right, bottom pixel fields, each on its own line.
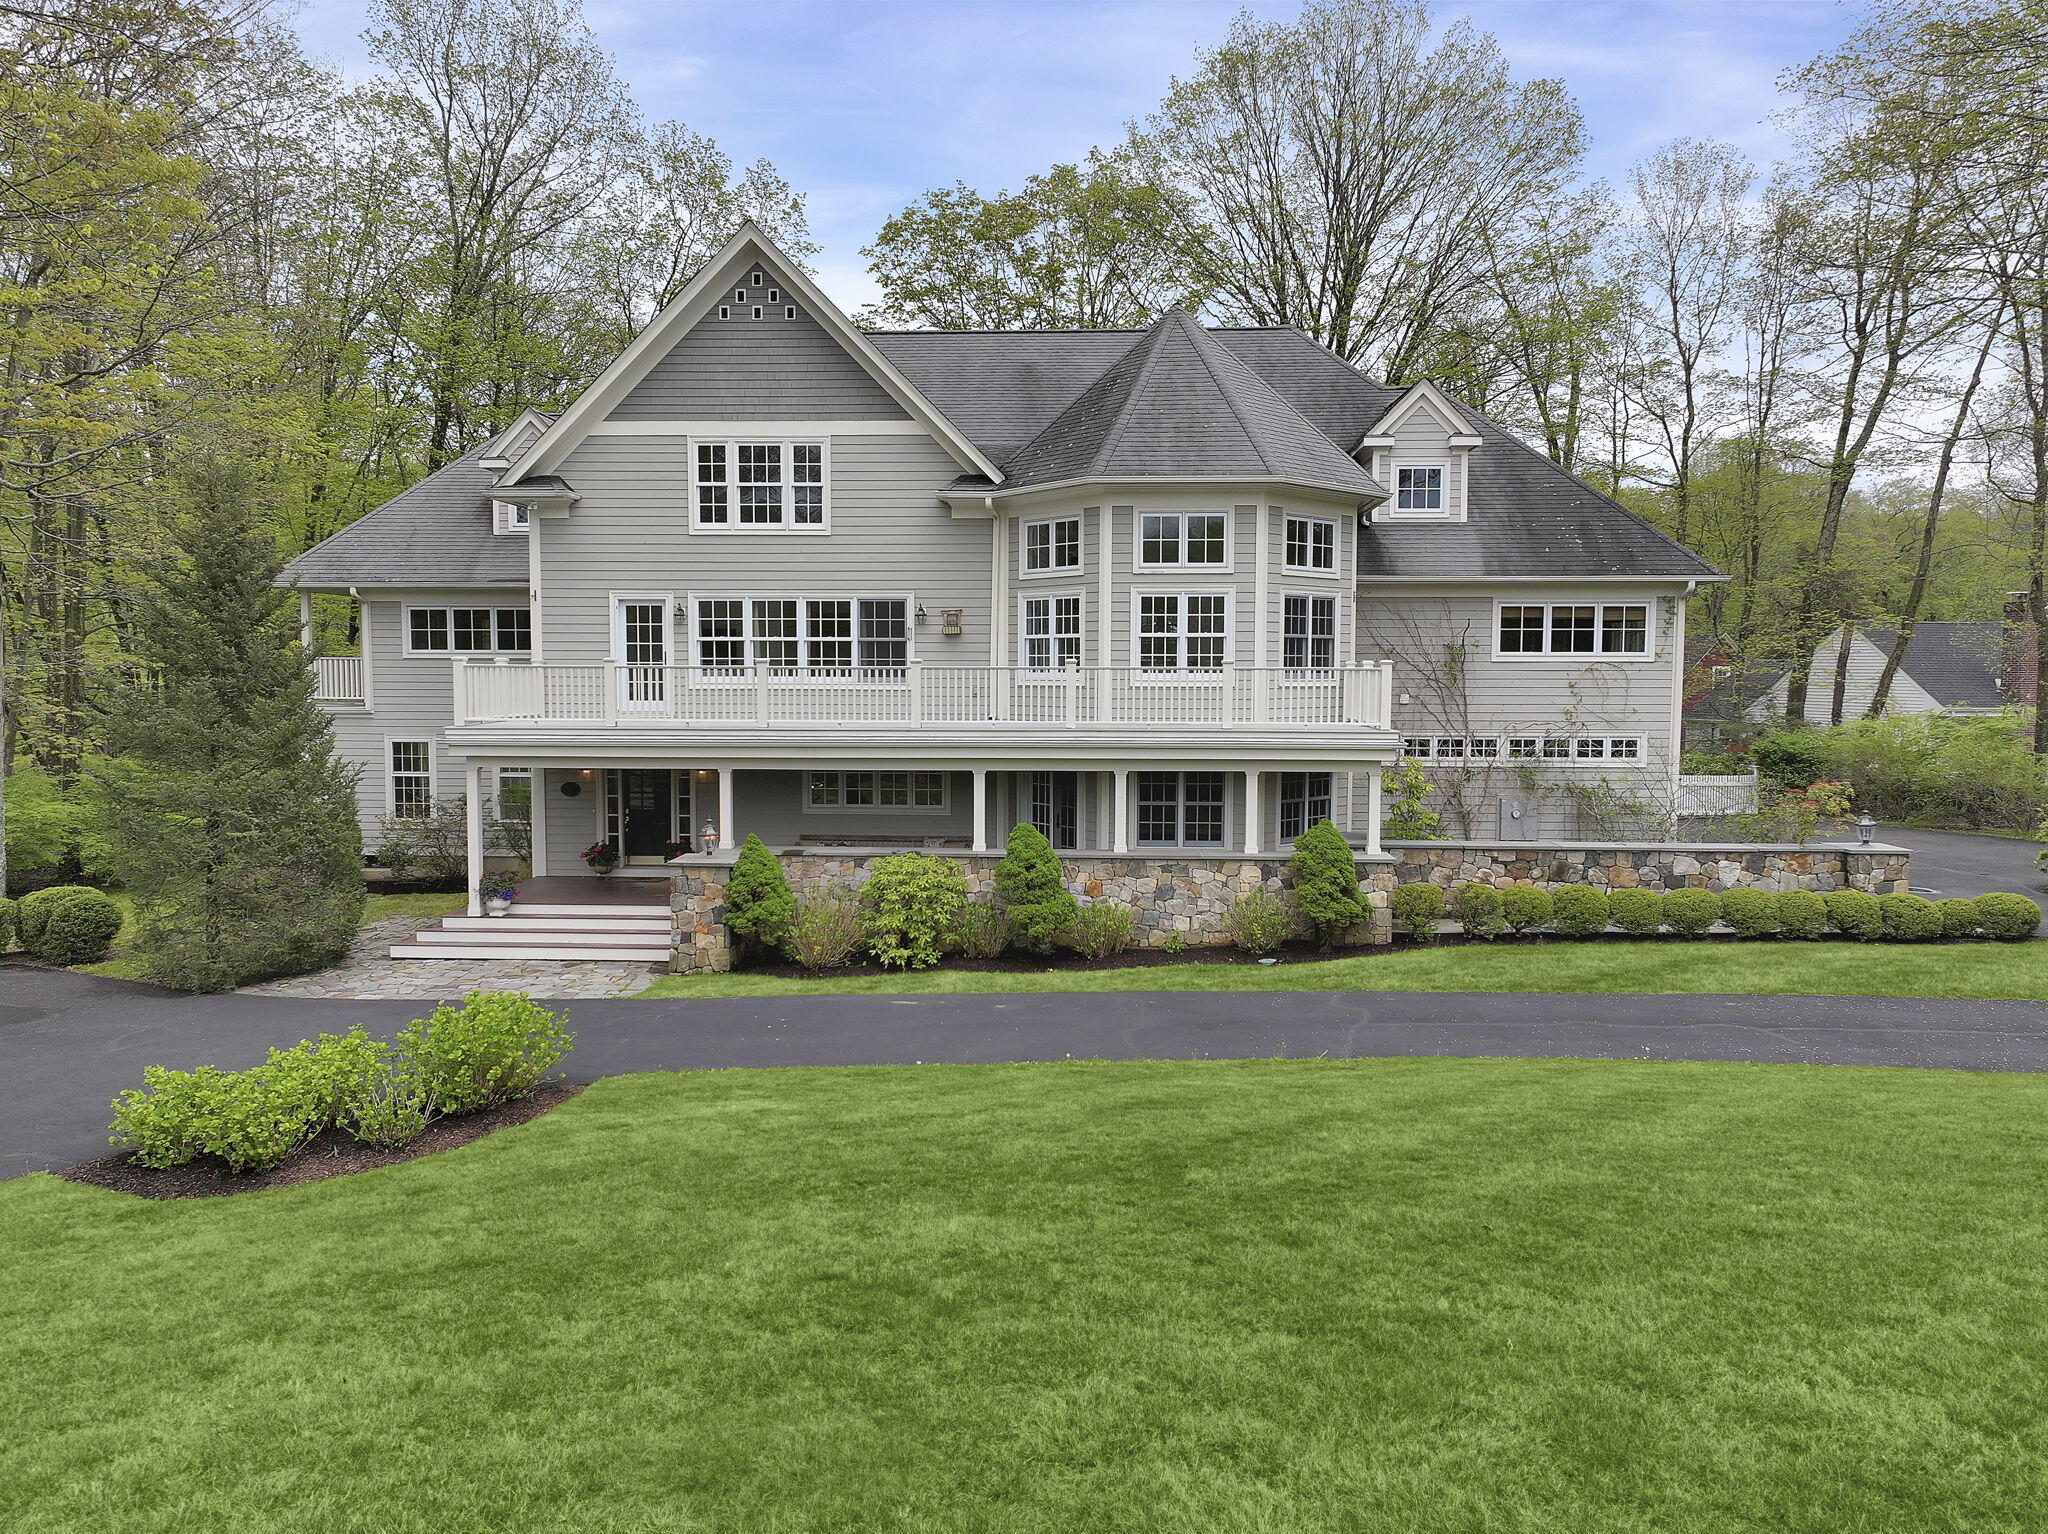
left=590, top=865, right=617, bottom=879
left=484, top=896, right=512, bottom=917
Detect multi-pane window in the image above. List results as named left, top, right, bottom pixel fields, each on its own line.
left=1137, top=593, right=1227, bottom=670
left=1022, top=594, right=1081, bottom=670
left=694, top=441, right=824, bottom=528
left=1278, top=771, right=1333, bottom=840
left=693, top=597, right=907, bottom=672
left=1497, top=603, right=1651, bottom=656
left=1403, top=736, right=1502, bottom=760
left=1283, top=516, right=1336, bottom=572
left=1024, top=516, right=1081, bottom=572
left=493, top=767, right=532, bottom=823
left=1499, top=735, right=1644, bottom=761
left=806, top=771, right=948, bottom=810
left=407, top=607, right=530, bottom=653
left=1136, top=770, right=1225, bottom=846
left=1395, top=466, right=1444, bottom=511
left=1282, top=595, right=1336, bottom=669
left=388, top=741, right=432, bottom=819
left=1030, top=770, right=1078, bottom=850
left=1139, top=512, right=1226, bottom=567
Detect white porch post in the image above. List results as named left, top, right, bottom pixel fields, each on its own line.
left=1243, top=769, right=1263, bottom=857
left=971, top=768, right=989, bottom=852
left=1111, top=768, right=1130, bottom=854
left=464, top=761, right=486, bottom=915
left=530, top=767, right=549, bottom=876
left=297, top=590, right=314, bottom=652
left=717, top=766, right=736, bottom=851
left=1364, top=766, right=1384, bottom=856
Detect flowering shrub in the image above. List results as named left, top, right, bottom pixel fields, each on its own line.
left=581, top=840, right=618, bottom=871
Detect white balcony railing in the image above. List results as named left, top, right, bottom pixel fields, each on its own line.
left=312, top=656, right=366, bottom=702
left=450, top=661, right=1392, bottom=731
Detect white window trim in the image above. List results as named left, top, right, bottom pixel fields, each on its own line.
left=1492, top=600, right=1658, bottom=662
left=492, top=500, right=531, bottom=535
left=1405, top=734, right=1648, bottom=764
left=384, top=737, right=434, bottom=821
left=610, top=593, right=675, bottom=664
left=684, top=593, right=916, bottom=682
left=402, top=604, right=533, bottom=656
left=1281, top=514, right=1340, bottom=577
left=1018, top=591, right=1084, bottom=674
left=1020, top=514, right=1083, bottom=578
left=1280, top=591, right=1339, bottom=673
left=1277, top=770, right=1334, bottom=841
left=690, top=438, right=831, bottom=534
left=1133, top=769, right=1231, bottom=849
left=1385, top=462, right=1451, bottom=520
left=1129, top=589, right=1232, bottom=681
left=801, top=770, right=953, bottom=815
left=1134, top=510, right=1234, bottom=573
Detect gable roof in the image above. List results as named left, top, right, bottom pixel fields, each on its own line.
left=1360, top=379, right=1477, bottom=444
left=1856, top=621, right=2007, bottom=709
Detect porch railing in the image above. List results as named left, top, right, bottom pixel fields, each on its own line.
left=312, top=655, right=366, bottom=702
left=450, top=661, right=1392, bottom=730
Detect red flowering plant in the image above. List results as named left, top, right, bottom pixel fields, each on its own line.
left=581, top=840, right=619, bottom=872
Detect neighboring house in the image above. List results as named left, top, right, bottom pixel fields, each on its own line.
left=1733, top=621, right=2013, bottom=727
left=281, top=223, right=1722, bottom=942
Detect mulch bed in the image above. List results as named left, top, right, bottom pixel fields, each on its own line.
left=55, top=1082, right=584, bottom=1201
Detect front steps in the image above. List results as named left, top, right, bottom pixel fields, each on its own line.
left=390, top=902, right=671, bottom=963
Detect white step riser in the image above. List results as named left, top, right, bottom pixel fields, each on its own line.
left=502, top=903, right=669, bottom=918
left=443, top=916, right=670, bottom=934
left=414, top=929, right=666, bottom=951
left=389, top=943, right=667, bottom=962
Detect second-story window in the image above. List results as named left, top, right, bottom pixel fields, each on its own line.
left=1023, top=516, right=1081, bottom=572
left=1283, top=516, right=1336, bottom=572
left=1021, top=594, right=1081, bottom=670
left=1139, top=512, right=1227, bottom=568
left=694, top=441, right=825, bottom=529
left=1498, top=602, right=1650, bottom=656
left=694, top=597, right=907, bottom=673
left=1137, top=593, right=1228, bottom=671
left=407, top=607, right=530, bottom=653
left=1282, top=595, right=1336, bottom=669
left=1395, top=466, right=1445, bottom=512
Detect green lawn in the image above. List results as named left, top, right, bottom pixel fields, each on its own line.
left=639, top=937, right=2048, bottom=1001
left=6, top=1058, right=2046, bottom=1531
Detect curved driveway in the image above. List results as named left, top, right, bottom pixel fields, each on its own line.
left=6, top=967, right=2048, bottom=1177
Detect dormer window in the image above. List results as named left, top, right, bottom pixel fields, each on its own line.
left=1395, top=466, right=1444, bottom=512
left=492, top=500, right=530, bottom=534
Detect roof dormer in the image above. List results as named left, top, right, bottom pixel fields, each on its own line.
left=1358, top=380, right=1481, bottom=524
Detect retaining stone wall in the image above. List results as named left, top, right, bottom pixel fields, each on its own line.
left=1387, top=840, right=1911, bottom=895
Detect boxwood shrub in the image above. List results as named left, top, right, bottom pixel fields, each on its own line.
left=1776, top=890, right=1827, bottom=940
left=1936, top=897, right=1982, bottom=939
left=1549, top=885, right=1609, bottom=937
left=1823, top=889, right=1883, bottom=941
left=26, top=887, right=122, bottom=965
left=1606, top=888, right=1663, bottom=936
left=1499, top=886, right=1552, bottom=933
left=18, top=886, right=99, bottom=949
left=1878, top=893, right=1944, bottom=942
left=1449, top=881, right=1506, bottom=940
left=1660, top=888, right=1721, bottom=935
left=0, top=894, right=13, bottom=951
left=1973, top=893, right=2042, bottom=941
left=1391, top=882, right=1446, bottom=940
left=1718, top=888, right=1779, bottom=938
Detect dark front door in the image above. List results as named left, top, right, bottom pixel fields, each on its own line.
left=1030, top=770, right=1078, bottom=850
left=621, top=770, right=674, bottom=859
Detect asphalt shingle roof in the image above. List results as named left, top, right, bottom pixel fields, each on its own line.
left=1858, top=621, right=2007, bottom=709
left=279, top=443, right=534, bottom=589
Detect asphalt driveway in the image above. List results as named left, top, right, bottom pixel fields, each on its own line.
left=1878, top=824, right=2048, bottom=913
left=7, top=966, right=2048, bottom=1178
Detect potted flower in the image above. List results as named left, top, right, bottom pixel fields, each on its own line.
left=477, top=870, right=520, bottom=916
left=662, top=836, right=694, bottom=860
left=582, top=840, right=619, bottom=877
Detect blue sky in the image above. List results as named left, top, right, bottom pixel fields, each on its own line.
left=291, top=0, right=1865, bottom=306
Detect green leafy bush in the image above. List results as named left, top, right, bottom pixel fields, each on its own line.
left=1549, top=885, right=1609, bottom=937
left=1660, top=888, right=1721, bottom=936
left=1380, top=759, right=1443, bottom=840
left=1448, top=881, right=1506, bottom=940
left=339, top=1066, right=435, bottom=1150
left=786, top=886, right=865, bottom=969
left=1606, top=889, right=1664, bottom=936
left=1718, top=888, right=1779, bottom=937
left=1776, top=890, right=1827, bottom=940
left=945, top=898, right=1009, bottom=960
left=1223, top=889, right=1292, bottom=955
left=1972, top=893, right=2042, bottom=942
left=25, top=887, right=121, bottom=964
left=1390, top=882, right=1446, bottom=940
left=399, top=991, right=575, bottom=1114
left=1878, top=893, right=1944, bottom=942
left=1750, top=731, right=1827, bottom=791
left=860, top=853, right=968, bottom=970
left=1068, top=902, right=1137, bottom=960
left=0, top=894, right=13, bottom=951
left=1758, top=715, right=2047, bottom=831
left=1499, top=886, right=1553, bottom=933
left=993, top=824, right=1077, bottom=954
left=109, top=1065, right=226, bottom=1169
left=723, top=834, right=795, bottom=956
left=1823, top=889, right=1883, bottom=941
left=1287, top=820, right=1367, bottom=948
left=18, top=885, right=97, bottom=948
left=1936, top=897, right=1982, bottom=939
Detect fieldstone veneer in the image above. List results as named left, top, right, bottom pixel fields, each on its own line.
left=1386, top=840, right=1912, bottom=896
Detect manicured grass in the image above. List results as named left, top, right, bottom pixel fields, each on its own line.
left=6, top=1058, right=2047, bottom=1531
left=638, top=937, right=2048, bottom=1001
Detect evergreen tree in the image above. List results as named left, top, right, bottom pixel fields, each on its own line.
left=723, top=833, right=795, bottom=955
left=993, top=823, right=1078, bottom=953
left=93, top=461, right=365, bottom=992
left=1286, top=819, right=1369, bottom=949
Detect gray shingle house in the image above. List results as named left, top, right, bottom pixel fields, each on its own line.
left=282, top=225, right=1722, bottom=958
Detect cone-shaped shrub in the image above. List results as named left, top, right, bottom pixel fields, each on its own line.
left=994, top=823, right=1078, bottom=953
left=1973, top=893, right=2042, bottom=941
left=1549, top=885, right=1609, bottom=937
left=1607, top=889, right=1663, bottom=936
left=1661, top=888, right=1720, bottom=935
left=1823, top=889, right=1883, bottom=941
left=1287, top=820, right=1368, bottom=948
left=1500, top=886, right=1552, bottom=933
left=1391, top=882, right=1445, bottom=940
left=1878, top=892, right=1943, bottom=941
left=724, top=834, right=795, bottom=956
left=1777, top=889, right=1827, bottom=940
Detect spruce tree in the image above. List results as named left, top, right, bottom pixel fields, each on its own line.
left=93, top=460, right=365, bottom=991
left=993, top=822, right=1077, bottom=953
left=723, top=833, right=795, bottom=956
left=1286, top=819, right=1368, bottom=949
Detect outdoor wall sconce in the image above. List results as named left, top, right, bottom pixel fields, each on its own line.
left=940, top=608, right=964, bottom=636
left=914, top=605, right=928, bottom=625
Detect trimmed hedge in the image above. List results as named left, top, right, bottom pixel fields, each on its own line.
left=1449, top=882, right=1506, bottom=940
left=1777, top=890, right=1827, bottom=940
left=1500, top=887, right=1552, bottom=933
left=24, top=887, right=121, bottom=965
left=1606, top=889, right=1663, bottom=936
left=1878, top=893, right=1944, bottom=942
left=1391, top=882, right=1446, bottom=940
left=1973, top=893, right=2042, bottom=941
left=1549, top=885, right=1609, bottom=937
left=18, top=885, right=98, bottom=948
left=1824, top=889, right=1883, bottom=941
left=1936, top=897, right=1982, bottom=939
left=1661, top=888, right=1721, bottom=935
left=1719, top=888, right=1779, bottom=938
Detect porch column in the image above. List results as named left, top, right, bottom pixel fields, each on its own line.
left=1111, top=768, right=1130, bottom=854
left=971, top=768, right=989, bottom=852
left=464, top=760, right=486, bottom=916
left=297, top=590, right=314, bottom=652
left=717, top=766, right=736, bottom=851
left=529, top=767, right=549, bottom=876
left=1364, top=766, right=1384, bottom=856
left=1243, top=769, right=1263, bottom=857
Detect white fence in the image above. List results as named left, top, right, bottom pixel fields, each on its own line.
left=312, top=656, right=365, bottom=702
left=1676, top=770, right=1759, bottom=817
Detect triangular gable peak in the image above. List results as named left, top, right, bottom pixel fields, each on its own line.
left=1356, top=379, right=1481, bottom=450
left=478, top=408, right=554, bottom=469
left=502, top=222, right=1000, bottom=485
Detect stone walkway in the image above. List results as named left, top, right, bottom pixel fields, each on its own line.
left=238, top=916, right=664, bottom=1000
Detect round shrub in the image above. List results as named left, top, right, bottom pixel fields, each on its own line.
left=29, top=888, right=122, bottom=965
left=1606, top=888, right=1663, bottom=936
left=0, top=894, right=12, bottom=951
left=1449, top=881, right=1506, bottom=940
left=1776, top=889, right=1827, bottom=940
left=1660, top=888, right=1721, bottom=936
left=18, top=885, right=99, bottom=949
left=1391, top=881, right=1446, bottom=940
left=1972, top=893, right=2042, bottom=942
left=1718, top=888, right=1779, bottom=938
left=1500, top=886, right=1553, bottom=933
left=1823, top=889, right=1883, bottom=941
left=860, top=853, right=969, bottom=970
left=1878, top=893, right=1944, bottom=942
left=1936, top=897, right=1982, bottom=939
left=1549, top=885, right=1609, bottom=938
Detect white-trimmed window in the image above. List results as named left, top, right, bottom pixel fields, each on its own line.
left=1138, top=512, right=1227, bottom=568
left=406, top=606, right=530, bottom=653
left=1136, top=770, right=1226, bottom=846
left=694, top=441, right=825, bottom=529
left=805, top=771, right=949, bottom=812
left=1282, top=595, right=1336, bottom=669
left=1394, top=465, right=1445, bottom=513
left=492, top=500, right=531, bottom=534
left=1023, top=515, right=1081, bottom=573
left=1021, top=594, right=1081, bottom=670
left=1283, top=515, right=1336, bottom=572
left=1497, top=602, right=1651, bottom=657
left=1136, top=592, right=1228, bottom=671
left=1278, top=771, right=1333, bottom=840
left=1497, top=735, right=1644, bottom=761
left=694, top=597, right=907, bottom=672
left=1402, top=736, right=1502, bottom=761
left=388, top=741, right=432, bottom=819
left=492, top=766, right=532, bottom=823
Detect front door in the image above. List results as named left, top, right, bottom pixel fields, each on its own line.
left=1030, top=770, right=1079, bottom=850
left=620, top=770, right=674, bottom=861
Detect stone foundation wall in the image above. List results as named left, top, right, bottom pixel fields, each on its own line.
left=1386, top=840, right=1911, bottom=895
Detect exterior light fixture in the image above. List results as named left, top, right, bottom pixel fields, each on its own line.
left=914, top=605, right=928, bottom=625
left=1857, top=813, right=1875, bottom=845
left=699, top=817, right=718, bottom=850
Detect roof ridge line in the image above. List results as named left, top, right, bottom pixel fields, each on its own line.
left=1086, top=319, right=1176, bottom=478
left=1178, top=312, right=1281, bottom=477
